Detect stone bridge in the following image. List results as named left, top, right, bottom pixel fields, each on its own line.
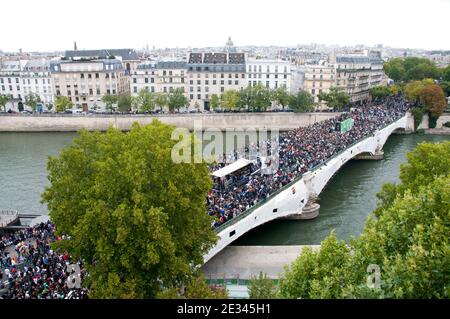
left=203, top=113, right=414, bottom=263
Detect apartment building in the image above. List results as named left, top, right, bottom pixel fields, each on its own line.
left=246, top=59, right=291, bottom=91
left=334, top=50, right=387, bottom=103
left=50, top=58, right=129, bottom=111
left=21, top=59, right=54, bottom=106
left=131, top=60, right=187, bottom=95
left=186, top=52, right=246, bottom=110
left=298, top=60, right=335, bottom=107
left=0, top=60, right=24, bottom=100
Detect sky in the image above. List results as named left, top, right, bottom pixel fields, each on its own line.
left=1, top=0, right=449, bottom=52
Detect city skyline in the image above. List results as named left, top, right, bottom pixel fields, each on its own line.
left=2, top=0, right=450, bottom=52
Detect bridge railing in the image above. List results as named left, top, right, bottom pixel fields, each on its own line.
left=214, top=115, right=406, bottom=234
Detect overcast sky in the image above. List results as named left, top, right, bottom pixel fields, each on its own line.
left=2, top=0, right=449, bottom=52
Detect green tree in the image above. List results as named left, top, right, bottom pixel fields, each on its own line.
left=273, top=85, right=290, bottom=111
left=133, top=88, right=155, bottom=112
left=117, top=94, right=132, bottom=112
left=383, top=58, right=405, bottom=82
left=419, top=84, right=447, bottom=118
left=0, top=94, right=12, bottom=112
left=384, top=57, right=441, bottom=82
left=279, top=141, right=450, bottom=299
left=318, top=87, right=350, bottom=111
left=248, top=272, right=278, bottom=299
left=443, top=65, right=450, bottom=82
left=168, top=88, right=188, bottom=113
left=102, top=94, right=118, bottom=112
left=155, top=92, right=168, bottom=111
left=210, top=94, right=221, bottom=111
left=289, top=90, right=314, bottom=113
left=237, top=86, right=253, bottom=111
left=249, top=83, right=272, bottom=112
left=369, top=86, right=391, bottom=100
left=41, top=120, right=218, bottom=298
left=220, top=90, right=240, bottom=111
left=25, top=93, right=41, bottom=112
left=55, top=96, right=73, bottom=113
left=439, top=81, right=450, bottom=97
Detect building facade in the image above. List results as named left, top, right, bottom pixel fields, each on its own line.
left=50, top=58, right=129, bottom=111
left=186, top=52, right=246, bottom=110
left=246, top=59, right=291, bottom=91
left=21, top=59, right=54, bottom=106
left=334, top=51, right=387, bottom=103
left=131, top=60, right=187, bottom=96
left=300, top=60, right=335, bottom=107
left=0, top=60, right=24, bottom=100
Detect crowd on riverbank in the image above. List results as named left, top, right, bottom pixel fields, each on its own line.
left=207, top=96, right=411, bottom=228
left=0, top=222, right=88, bottom=299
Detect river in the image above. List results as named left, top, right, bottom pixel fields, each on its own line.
left=0, top=132, right=448, bottom=244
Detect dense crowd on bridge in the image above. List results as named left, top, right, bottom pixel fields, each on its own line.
left=0, top=222, right=88, bottom=299
left=207, top=96, right=411, bottom=228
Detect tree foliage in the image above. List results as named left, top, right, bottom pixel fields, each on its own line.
left=318, top=87, right=350, bottom=111
left=25, top=93, right=41, bottom=112
left=289, top=90, right=314, bottom=113
left=210, top=94, right=221, bottom=111
left=55, top=96, right=73, bottom=113
left=248, top=272, right=278, bottom=299
left=384, top=57, right=442, bottom=82
left=133, top=88, right=155, bottom=112
left=279, top=141, right=450, bottom=299
left=419, top=84, right=446, bottom=118
left=117, top=94, right=132, bottom=112
left=41, top=120, right=218, bottom=298
left=273, top=85, right=290, bottom=110
left=155, top=92, right=168, bottom=111
left=102, top=94, right=118, bottom=111
left=168, top=88, right=188, bottom=113
left=0, top=94, right=12, bottom=111
left=220, top=90, right=240, bottom=111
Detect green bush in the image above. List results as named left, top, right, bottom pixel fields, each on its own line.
left=428, top=113, right=438, bottom=129
left=411, top=107, right=424, bottom=130
left=443, top=122, right=450, bottom=128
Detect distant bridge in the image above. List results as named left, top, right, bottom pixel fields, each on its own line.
left=204, top=113, right=414, bottom=263
left=0, top=210, right=41, bottom=231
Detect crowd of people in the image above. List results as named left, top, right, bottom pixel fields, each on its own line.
left=207, top=96, right=411, bottom=228
left=0, top=222, right=88, bottom=299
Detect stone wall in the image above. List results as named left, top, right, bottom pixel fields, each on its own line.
left=0, top=113, right=339, bottom=132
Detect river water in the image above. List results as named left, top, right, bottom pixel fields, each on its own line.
left=0, top=132, right=448, bottom=244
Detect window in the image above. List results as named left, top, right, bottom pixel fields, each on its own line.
left=220, top=74, right=224, bottom=78
left=151, top=78, right=154, bottom=83
left=151, top=87, right=155, bottom=93
left=133, top=78, right=137, bottom=83
left=89, top=88, right=93, bottom=95
left=197, top=94, right=201, bottom=99
left=228, top=80, right=232, bottom=85
left=190, top=94, right=194, bottom=100
left=88, top=74, right=92, bottom=79
left=95, top=73, right=99, bottom=78
left=68, top=90, right=71, bottom=95
left=205, top=87, right=209, bottom=92
left=235, top=80, right=238, bottom=85
left=221, top=87, right=224, bottom=92
left=190, top=80, right=193, bottom=85
left=15, top=78, right=19, bottom=84
left=266, top=81, right=270, bottom=88
left=197, top=80, right=201, bottom=85
left=205, top=80, right=209, bottom=85
left=213, top=80, right=217, bottom=85
left=190, top=87, right=193, bottom=92
left=107, top=89, right=110, bottom=94
left=97, top=89, right=100, bottom=94
left=145, top=78, right=148, bottom=83
left=112, top=89, right=116, bottom=94
left=197, top=87, right=201, bottom=92
left=221, top=80, right=224, bottom=85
